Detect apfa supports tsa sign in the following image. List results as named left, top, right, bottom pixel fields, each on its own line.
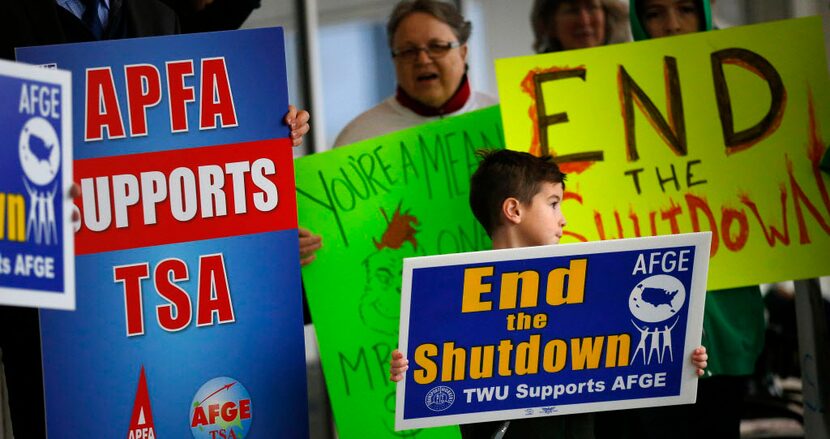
left=17, top=28, right=308, bottom=438
left=0, top=58, right=74, bottom=310
left=396, top=233, right=710, bottom=429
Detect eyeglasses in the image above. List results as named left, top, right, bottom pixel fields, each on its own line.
left=391, top=41, right=461, bottom=62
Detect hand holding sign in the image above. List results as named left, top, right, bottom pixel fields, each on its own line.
left=390, top=349, right=409, bottom=382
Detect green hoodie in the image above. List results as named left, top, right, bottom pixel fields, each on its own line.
left=629, top=0, right=765, bottom=377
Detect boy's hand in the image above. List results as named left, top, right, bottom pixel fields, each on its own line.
left=691, top=346, right=708, bottom=376
left=284, top=105, right=310, bottom=147
left=390, top=349, right=409, bottom=382
left=299, top=227, right=322, bottom=266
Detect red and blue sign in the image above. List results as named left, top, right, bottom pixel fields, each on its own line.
left=17, top=28, right=307, bottom=437
left=0, top=59, right=74, bottom=310
left=396, top=233, right=711, bottom=429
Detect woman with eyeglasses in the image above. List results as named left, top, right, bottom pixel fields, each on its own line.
left=332, top=0, right=497, bottom=147
left=300, top=0, right=497, bottom=265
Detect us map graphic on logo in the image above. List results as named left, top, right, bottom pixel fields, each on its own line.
left=0, top=59, right=73, bottom=310
left=629, top=274, right=687, bottom=366
left=20, top=116, right=61, bottom=245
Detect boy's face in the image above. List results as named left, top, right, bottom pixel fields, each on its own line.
left=641, top=0, right=700, bottom=38
left=515, top=181, right=567, bottom=247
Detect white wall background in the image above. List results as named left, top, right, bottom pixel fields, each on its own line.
left=241, top=0, right=829, bottom=150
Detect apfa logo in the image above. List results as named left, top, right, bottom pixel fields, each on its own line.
left=190, top=377, right=252, bottom=439
left=127, top=366, right=156, bottom=439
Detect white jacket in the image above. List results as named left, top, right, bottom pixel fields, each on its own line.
left=333, top=90, right=498, bottom=147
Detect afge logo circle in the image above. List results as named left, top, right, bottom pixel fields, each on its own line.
left=19, top=116, right=60, bottom=186
left=425, top=386, right=455, bottom=412
left=190, top=377, right=252, bottom=439
left=628, top=274, right=686, bottom=323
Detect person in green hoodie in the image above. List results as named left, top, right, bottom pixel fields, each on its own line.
left=595, top=2, right=767, bottom=438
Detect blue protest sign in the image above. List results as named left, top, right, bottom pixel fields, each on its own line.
left=0, top=59, right=74, bottom=310
left=17, top=28, right=307, bottom=438
left=396, top=233, right=710, bottom=429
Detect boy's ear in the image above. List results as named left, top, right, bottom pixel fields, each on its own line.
left=502, top=197, right=522, bottom=225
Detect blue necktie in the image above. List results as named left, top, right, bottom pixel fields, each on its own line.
left=81, top=0, right=104, bottom=39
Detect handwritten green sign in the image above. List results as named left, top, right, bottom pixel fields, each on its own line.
left=296, top=106, right=504, bottom=438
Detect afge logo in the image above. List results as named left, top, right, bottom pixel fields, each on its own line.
left=18, top=82, right=63, bottom=246
left=190, top=377, right=252, bottom=439
left=628, top=274, right=687, bottom=366
left=628, top=274, right=686, bottom=323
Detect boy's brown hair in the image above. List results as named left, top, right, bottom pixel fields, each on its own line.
left=469, top=150, right=566, bottom=237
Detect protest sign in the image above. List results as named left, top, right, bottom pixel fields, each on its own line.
left=496, top=17, right=830, bottom=289
left=396, top=233, right=710, bottom=429
left=0, top=59, right=73, bottom=310
left=17, top=28, right=307, bottom=438
left=296, top=106, right=503, bottom=438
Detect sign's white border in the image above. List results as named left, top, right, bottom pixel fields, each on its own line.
left=0, top=58, right=74, bottom=311
left=396, top=232, right=711, bottom=430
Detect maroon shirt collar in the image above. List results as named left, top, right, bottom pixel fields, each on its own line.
left=395, top=75, right=471, bottom=117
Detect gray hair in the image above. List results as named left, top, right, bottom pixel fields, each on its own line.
left=387, top=0, right=472, bottom=49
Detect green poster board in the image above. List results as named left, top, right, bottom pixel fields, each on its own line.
left=296, top=106, right=504, bottom=438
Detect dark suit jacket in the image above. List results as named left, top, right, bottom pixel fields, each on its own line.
left=160, top=0, right=260, bottom=34
left=0, top=0, right=179, bottom=60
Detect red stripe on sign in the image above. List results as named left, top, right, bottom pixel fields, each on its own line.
left=74, top=139, right=297, bottom=255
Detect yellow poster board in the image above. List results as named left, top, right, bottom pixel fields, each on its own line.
left=496, top=17, right=830, bottom=289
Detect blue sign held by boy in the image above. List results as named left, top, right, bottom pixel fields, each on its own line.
left=393, top=150, right=710, bottom=432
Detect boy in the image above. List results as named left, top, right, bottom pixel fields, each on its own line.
left=390, top=150, right=708, bottom=438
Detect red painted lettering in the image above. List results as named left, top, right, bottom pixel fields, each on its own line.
left=720, top=207, right=749, bottom=251
left=125, top=64, right=162, bottom=137
left=86, top=67, right=126, bottom=141
left=660, top=200, right=682, bottom=234
left=166, top=60, right=195, bottom=133
left=238, top=399, right=251, bottom=420
left=628, top=209, right=642, bottom=238
left=208, top=403, right=221, bottom=424
left=740, top=191, right=791, bottom=246
left=191, top=406, right=207, bottom=427
left=685, top=193, right=719, bottom=256
left=199, top=58, right=238, bottom=130
left=197, top=254, right=235, bottom=326
left=114, top=263, right=150, bottom=337
left=787, top=157, right=830, bottom=244
left=220, top=401, right=237, bottom=422
left=154, top=258, right=192, bottom=332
